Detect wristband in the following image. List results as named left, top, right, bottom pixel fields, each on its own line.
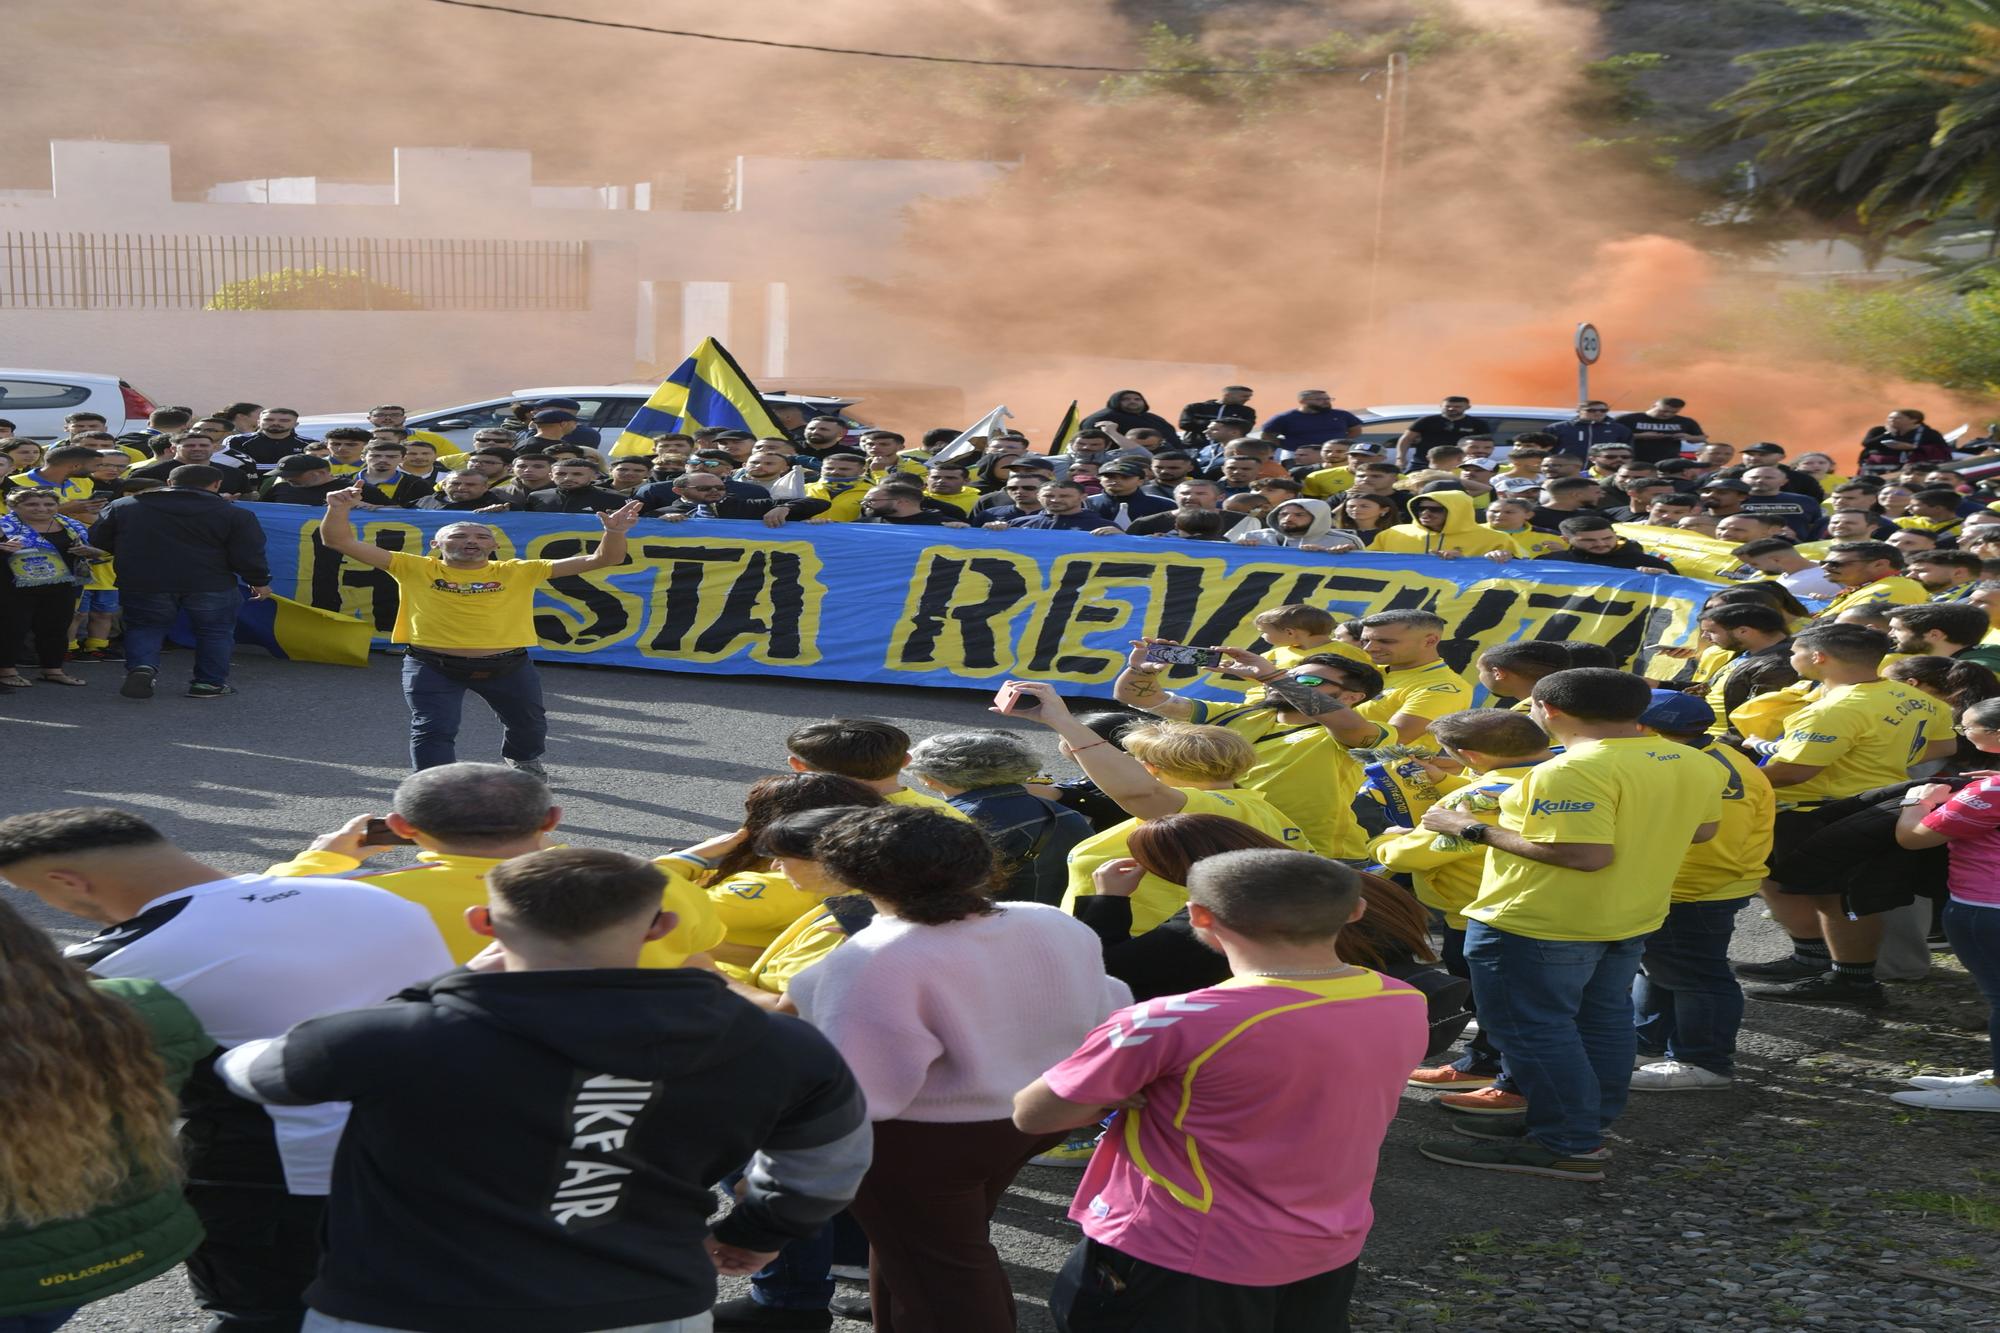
left=1066, top=740, right=1110, bottom=755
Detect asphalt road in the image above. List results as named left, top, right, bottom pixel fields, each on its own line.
left=4, top=650, right=1991, bottom=1331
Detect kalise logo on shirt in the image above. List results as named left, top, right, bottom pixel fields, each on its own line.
left=431, top=578, right=505, bottom=595
left=1529, top=799, right=1597, bottom=816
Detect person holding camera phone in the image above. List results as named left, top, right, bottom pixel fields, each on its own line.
left=993, top=679, right=1306, bottom=934
left=316, top=488, right=641, bottom=777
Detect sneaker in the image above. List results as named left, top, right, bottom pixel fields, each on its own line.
left=1745, top=971, right=1886, bottom=1009
left=709, top=1296, right=833, bottom=1332
left=828, top=1291, right=873, bottom=1322
left=1889, top=1081, right=2000, bottom=1113
left=185, top=683, right=237, bottom=699
left=1030, top=1131, right=1101, bottom=1168
left=1408, top=1064, right=1496, bottom=1090
left=1630, top=1060, right=1733, bottom=1092
left=1907, top=1070, right=1996, bottom=1090
left=1449, top=1116, right=1528, bottom=1141
left=1437, top=1087, right=1528, bottom=1115
left=1733, top=955, right=1828, bottom=981
left=1418, top=1137, right=1607, bottom=1182
left=68, top=647, right=120, bottom=663
left=1634, top=1051, right=1665, bottom=1069
left=829, top=1264, right=869, bottom=1283
left=119, top=668, right=155, bottom=700
left=505, top=757, right=549, bottom=780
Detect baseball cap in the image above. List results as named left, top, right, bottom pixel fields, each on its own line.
left=1458, top=457, right=1498, bottom=472
left=531, top=408, right=579, bottom=424
left=1098, top=461, right=1148, bottom=477
left=1495, top=476, right=1543, bottom=494
left=1700, top=478, right=1751, bottom=494
left=276, top=454, right=329, bottom=477
left=1641, top=688, right=1715, bottom=733
left=1743, top=442, right=1784, bottom=455
left=537, top=398, right=582, bottom=410
left=1348, top=442, right=1383, bottom=456
left=713, top=430, right=755, bottom=442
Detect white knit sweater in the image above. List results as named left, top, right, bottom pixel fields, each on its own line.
left=788, top=902, right=1131, bottom=1123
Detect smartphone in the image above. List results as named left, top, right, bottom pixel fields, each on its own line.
left=993, top=683, right=1040, bottom=714
left=360, top=817, right=416, bottom=847
left=1144, top=644, right=1223, bottom=669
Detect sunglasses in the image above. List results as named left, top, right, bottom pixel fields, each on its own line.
left=1286, top=674, right=1338, bottom=688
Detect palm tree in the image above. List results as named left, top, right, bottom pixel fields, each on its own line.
left=1713, top=0, right=2000, bottom=258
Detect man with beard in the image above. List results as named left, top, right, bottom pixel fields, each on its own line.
left=1233, top=497, right=1363, bottom=552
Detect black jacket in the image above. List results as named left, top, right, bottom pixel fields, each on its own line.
left=514, top=485, right=629, bottom=514
left=1534, top=539, right=1675, bottom=574
left=90, top=487, right=272, bottom=592
left=647, top=496, right=831, bottom=522
left=222, top=968, right=868, bottom=1333
left=1079, top=389, right=1179, bottom=440
left=129, top=456, right=256, bottom=496
left=1176, top=398, right=1258, bottom=448
left=256, top=478, right=348, bottom=507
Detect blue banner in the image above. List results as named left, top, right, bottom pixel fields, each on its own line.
left=246, top=507, right=1720, bottom=699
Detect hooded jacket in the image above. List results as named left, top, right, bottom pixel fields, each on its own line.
left=1370, top=490, right=1512, bottom=557
left=89, top=485, right=272, bottom=593
left=1078, top=389, right=1180, bottom=440
left=219, top=967, right=868, bottom=1333
left=1233, top=498, right=1359, bottom=550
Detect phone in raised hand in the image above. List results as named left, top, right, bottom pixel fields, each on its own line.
left=992, top=682, right=1041, bottom=714
left=1143, top=644, right=1224, bottom=670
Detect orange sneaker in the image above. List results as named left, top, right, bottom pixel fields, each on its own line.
left=1407, top=1064, right=1497, bottom=1090
left=1438, top=1087, right=1528, bottom=1115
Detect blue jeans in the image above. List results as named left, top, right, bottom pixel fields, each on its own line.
left=1464, top=921, right=1646, bottom=1155
left=0, top=1312, right=77, bottom=1333
left=1944, top=901, right=2000, bottom=1072
left=400, top=653, right=546, bottom=770
left=123, top=588, right=241, bottom=686
left=1632, top=898, right=1748, bottom=1075
left=1441, top=926, right=1507, bottom=1082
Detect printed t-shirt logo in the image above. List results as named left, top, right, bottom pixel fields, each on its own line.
left=432, top=577, right=504, bottom=595
left=1788, top=731, right=1839, bottom=744
left=1530, top=799, right=1596, bottom=816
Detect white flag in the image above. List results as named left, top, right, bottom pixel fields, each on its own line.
left=931, top=405, right=1015, bottom=464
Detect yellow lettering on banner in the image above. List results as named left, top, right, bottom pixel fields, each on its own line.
left=625, top=536, right=826, bottom=666
left=888, top=546, right=1046, bottom=676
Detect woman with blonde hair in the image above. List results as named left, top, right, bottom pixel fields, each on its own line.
left=0, top=899, right=211, bottom=1331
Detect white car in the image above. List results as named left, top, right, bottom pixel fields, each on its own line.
left=1353, top=403, right=1575, bottom=456
left=298, top=384, right=869, bottom=450
left=0, top=368, right=160, bottom=440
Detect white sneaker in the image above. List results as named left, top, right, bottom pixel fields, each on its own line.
left=1906, top=1070, right=1996, bottom=1090
left=1630, top=1060, right=1733, bottom=1092
left=1890, top=1082, right=2000, bottom=1112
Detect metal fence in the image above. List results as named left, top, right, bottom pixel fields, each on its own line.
left=0, top=233, right=590, bottom=310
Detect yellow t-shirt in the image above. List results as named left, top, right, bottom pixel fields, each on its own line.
left=866, top=458, right=929, bottom=482
left=264, top=848, right=724, bottom=967
left=1189, top=700, right=1366, bottom=858
left=1370, top=762, right=1542, bottom=927
left=384, top=552, right=555, bottom=649
left=3, top=471, right=93, bottom=504
left=743, top=897, right=861, bottom=993
left=401, top=428, right=455, bottom=452
left=1819, top=576, right=1929, bottom=620
left=1356, top=659, right=1476, bottom=752
left=1063, top=786, right=1306, bottom=934
left=1463, top=736, right=1727, bottom=941
left=803, top=481, right=868, bottom=521
left=329, top=459, right=366, bottom=476
left=1489, top=526, right=1568, bottom=558
left=924, top=488, right=979, bottom=515
left=1672, top=743, right=1774, bottom=902
left=1300, top=466, right=1355, bottom=500
left=650, top=855, right=826, bottom=965
left=1768, top=679, right=1952, bottom=808
left=886, top=786, right=974, bottom=820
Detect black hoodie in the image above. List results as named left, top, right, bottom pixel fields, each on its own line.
left=221, top=967, right=867, bottom=1333
left=89, top=485, right=272, bottom=593
left=1079, top=388, right=1180, bottom=440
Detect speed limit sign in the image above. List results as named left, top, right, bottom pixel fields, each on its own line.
left=1574, top=322, right=1602, bottom=402
left=1575, top=322, right=1602, bottom=365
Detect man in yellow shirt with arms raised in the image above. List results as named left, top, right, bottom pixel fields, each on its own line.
left=1414, top=668, right=1724, bottom=1182
left=316, top=486, right=641, bottom=777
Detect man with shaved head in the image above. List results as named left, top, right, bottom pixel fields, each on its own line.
left=316, top=487, right=641, bottom=776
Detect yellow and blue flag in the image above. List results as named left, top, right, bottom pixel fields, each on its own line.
left=611, top=337, right=786, bottom=457
left=1043, top=400, right=1080, bottom=456
left=235, top=593, right=374, bottom=667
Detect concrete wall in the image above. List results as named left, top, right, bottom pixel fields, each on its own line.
left=0, top=141, right=1007, bottom=414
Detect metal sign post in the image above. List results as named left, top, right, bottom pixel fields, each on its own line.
left=1575, top=322, right=1602, bottom=403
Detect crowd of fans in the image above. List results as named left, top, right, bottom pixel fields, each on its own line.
left=3, top=384, right=2000, bottom=1333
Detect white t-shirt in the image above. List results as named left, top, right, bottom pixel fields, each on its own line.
left=68, top=873, right=452, bottom=1193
